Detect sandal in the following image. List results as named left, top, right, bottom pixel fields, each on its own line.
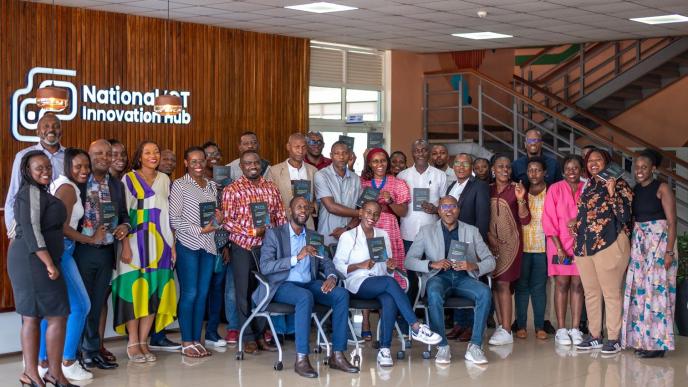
left=194, top=343, right=212, bottom=357
left=181, top=345, right=203, bottom=358
left=138, top=343, right=157, bottom=362
left=100, top=347, right=117, bottom=362
left=361, top=331, right=373, bottom=341
left=127, top=343, right=147, bottom=363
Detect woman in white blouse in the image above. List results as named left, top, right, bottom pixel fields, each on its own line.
left=333, top=200, right=441, bottom=367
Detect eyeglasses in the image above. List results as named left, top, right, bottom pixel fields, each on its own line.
left=453, top=161, right=471, bottom=168
left=189, top=159, right=206, bottom=166
left=205, top=151, right=221, bottom=158
left=439, top=204, right=457, bottom=211
left=307, top=140, right=324, bottom=146
left=525, top=138, right=543, bottom=145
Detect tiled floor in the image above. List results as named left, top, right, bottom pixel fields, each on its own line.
left=1, top=331, right=686, bottom=386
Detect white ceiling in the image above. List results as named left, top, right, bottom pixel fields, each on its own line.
left=30, top=0, right=688, bottom=52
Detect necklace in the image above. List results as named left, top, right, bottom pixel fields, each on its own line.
left=371, top=175, right=387, bottom=190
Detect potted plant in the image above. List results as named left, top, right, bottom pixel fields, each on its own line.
left=675, top=233, right=688, bottom=336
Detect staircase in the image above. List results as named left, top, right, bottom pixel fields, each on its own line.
left=422, top=69, right=688, bottom=232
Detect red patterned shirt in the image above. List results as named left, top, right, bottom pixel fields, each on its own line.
left=222, top=176, right=287, bottom=250
left=305, top=156, right=332, bottom=170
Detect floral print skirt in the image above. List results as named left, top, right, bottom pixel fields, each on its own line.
left=621, top=220, right=677, bottom=351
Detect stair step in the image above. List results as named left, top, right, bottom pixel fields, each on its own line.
left=650, top=64, right=680, bottom=78
left=594, top=97, right=626, bottom=111
left=631, top=75, right=662, bottom=89
left=670, top=53, right=688, bottom=66
left=612, top=85, right=643, bottom=100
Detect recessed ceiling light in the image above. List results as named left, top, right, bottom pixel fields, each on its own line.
left=285, top=2, right=357, bottom=14
left=451, top=32, right=513, bottom=40
left=630, top=14, right=688, bottom=25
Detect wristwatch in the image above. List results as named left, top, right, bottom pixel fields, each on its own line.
left=666, top=251, right=675, bottom=257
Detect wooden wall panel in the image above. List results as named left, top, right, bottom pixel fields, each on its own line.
left=0, top=0, right=309, bottom=310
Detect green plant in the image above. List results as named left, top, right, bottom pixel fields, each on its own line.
left=677, top=232, right=688, bottom=284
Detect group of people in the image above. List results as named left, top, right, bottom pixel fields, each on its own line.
left=6, top=113, right=678, bottom=385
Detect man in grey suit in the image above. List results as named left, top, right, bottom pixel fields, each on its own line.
left=405, top=196, right=495, bottom=365
left=257, top=196, right=359, bottom=378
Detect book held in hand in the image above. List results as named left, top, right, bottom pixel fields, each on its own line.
left=212, top=165, right=232, bottom=187
left=356, top=187, right=380, bottom=208
left=412, top=188, right=430, bottom=211
left=250, top=202, right=270, bottom=228
left=447, top=240, right=469, bottom=262
left=367, top=132, right=384, bottom=148
left=100, top=202, right=116, bottom=231
left=367, top=237, right=389, bottom=263
left=597, top=163, right=624, bottom=182
left=291, top=179, right=311, bottom=201
left=338, top=135, right=355, bottom=151
left=306, top=232, right=326, bottom=258
left=199, top=201, right=216, bottom=227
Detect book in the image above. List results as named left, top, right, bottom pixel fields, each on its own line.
left=447, top=240, right=469, bottom=263
left=367, top=237, right=388, bottom=263
left=199, top=201, right=216, bottom=227
left=597, top=163, right=624, bottom=182
left=412, top=188, right=430, bottom=211
left=356, top=187, right=380, bottom=208
left=212, top=165, right=232, bottom=187
left=367, top=132, right=384, bottom=148
left=306, top=232, right=326, bottom=258
left=99, top=201, right=116, bottom=231
left=250, top=202, right=270, bottom=228
left=291, top=179, right=311, bottom=201
left=339, top=135, right=355, bottom=151
left=551, top=255, right=574, bottom=265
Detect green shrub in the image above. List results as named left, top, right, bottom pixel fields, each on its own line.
left=678, top=232, right=688, bottom=284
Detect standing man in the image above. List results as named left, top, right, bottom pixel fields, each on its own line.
left=314, top=141, right=362, bottom=247
left=511, top=129, right=562, bottom=186
left=75, top=139, right=131, bottom=370
left=304, top=131, right=332, bottom=170
left=258, top=196, right=359, bottom=378
left=227, top=131, right=271, bottom=181
left=267, top=133, right=318, bottom=229
left=159, top=149, right=177, bottom=176
left=431, top=144, right=456, bottom=184
left=222, top=150, right=286, bottom=353
left=5, top=113, right=65, bottom=231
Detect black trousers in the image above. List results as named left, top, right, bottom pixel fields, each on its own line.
left=231, top=244, right=265, bottom=342
left=74, top=243, right=115, bottom=359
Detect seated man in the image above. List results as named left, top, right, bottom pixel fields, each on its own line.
left=405, top=196, right=495, bottom=365
left=256, top=196, right=359, bottom=378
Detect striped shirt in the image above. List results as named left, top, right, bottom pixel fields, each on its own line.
left=222, top=175, right=287, bottom=251
left=170, top=173, right=219, bottom=254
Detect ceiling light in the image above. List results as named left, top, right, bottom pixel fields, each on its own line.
left=630, top=14, right=688, bottom=24
left=285, top=2, right=357, bottom=14
left=451, top=32, right=513, bottom=40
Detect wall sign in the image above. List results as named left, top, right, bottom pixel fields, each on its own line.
left=10, top=67, right=192, bottom=143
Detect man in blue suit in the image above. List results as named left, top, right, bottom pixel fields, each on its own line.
left=257, top=196, right=359, bottom=378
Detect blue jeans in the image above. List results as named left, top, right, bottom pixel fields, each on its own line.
left=272, top=280, right=349, bottom=354
left=355, top=276, right=418, bottom=349
left=39, top=240, right=91, bottom=361
left=176, top=242, right=214, bottom=342
left=426, top=270, right=491, bottom=346
left=206, top=258, right=240, bottom=336
left=515, top=252, right=548, bottom=330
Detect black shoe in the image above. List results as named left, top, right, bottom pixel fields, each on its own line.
left=328, top=351, right=359, bottom=373
left=601, top=340, right=621, bottom=355
left=579, top=321, right=589, bottom=335
left=511, top=320, right=518, bottom=332
left=486, top=315, right=496, bottom=329
left=84, top=354, right=118, bottom=370
left=543, top=320, right=556, bottom=335
left=638, top=350, right=665, bottom=358
left=150, top=336, right=182, bottom=352
left=294, top=354, right=318, bottom=378
left=43, top=372, right=77, bottom=387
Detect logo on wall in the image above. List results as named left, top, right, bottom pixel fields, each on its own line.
left=11, top=67, right=192, bottom=143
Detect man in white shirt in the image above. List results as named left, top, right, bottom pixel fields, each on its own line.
left=431, top=144, right=456, bottom=184
left=5, top=113, right=65, bottom=231
left=227, top=131, right=271, bottom=181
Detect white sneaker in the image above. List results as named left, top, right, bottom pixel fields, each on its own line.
left=38, top=365, right=48, bottom=380
left=62, top=361, right=93, bottom=381
left=377, top=348, right=394, bottom=367
left=568, top=328, right=583, bottom=346
left=410, top=324, right=442, bottom=345
left=555, top=328, right=572, bottom=345
left=435, top=345, right=451, bottom=364
left=488, top=326, right=513, bottom=346
left=465, top=343, right=488, bottom=365
left=205, top=338, right=227, bottom=348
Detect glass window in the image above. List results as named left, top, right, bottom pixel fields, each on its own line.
left=309, top=86, right=342, bottom=120
left=321, top=131, right=368, bottom=173
left=346, top=89, right=380, bottom=121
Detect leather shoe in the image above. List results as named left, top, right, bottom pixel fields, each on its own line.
left=84, top=355, right=118, bottom=370
left=256, top=338, right=278, bottom=352
left=328, top=351, right=359, bottom=373
left=446, top=326, right=465, bottom=340
left=458, top=327, right=472, bottom=342
left=294, top=354, right=318, bottom=378
left=243, top=341, right=258, bottom=354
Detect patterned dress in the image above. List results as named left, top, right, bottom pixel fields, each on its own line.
left=112, top=171, right=177, bottom=334
left=488, top=183, right=531, bottom=282
left=361, top=175, right=410, bottom=287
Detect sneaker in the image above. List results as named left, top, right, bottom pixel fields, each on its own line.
left=488, top=326, right=513, bottom=346
left=149, top=336, right=182, bottom=352
left=205, top=332, right=227, bottom=348
left=601, top=340, right=621, bottom=355
left=410, top=324, right=442, bottom=345
left=543, top=320, right=557, bottom=335
left=555, top=329, right=572, bottom=345
left=38, top=365, right=48, bottom=380
left=62, top=361, right=93, bottom=381
left=225, top=330, right=239, bottom=345
left=377, top=348, right=393, bottom=367
left=435, top=345, right=451, bottom=364
left=568, top=329, right=583, bottom=346
left=464, top=343, right=488, bottom=365
left=576, top=336, right=603, bottom=351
